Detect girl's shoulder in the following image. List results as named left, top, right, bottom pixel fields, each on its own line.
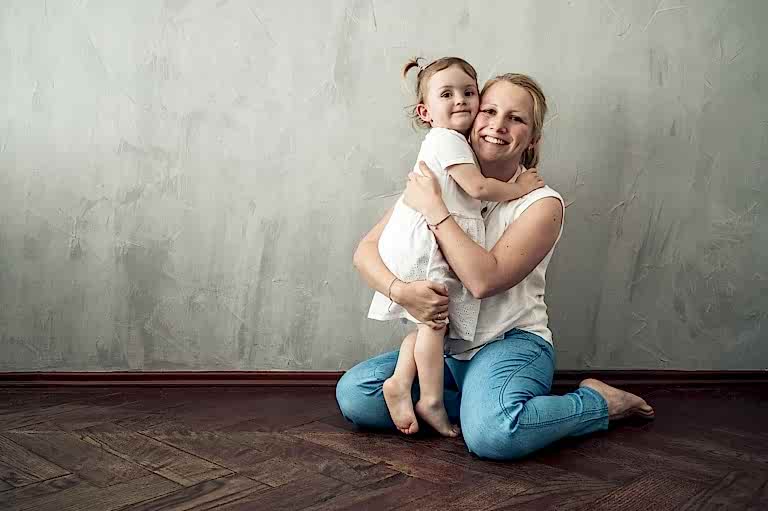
left=425, top=127, right=471, bottom=144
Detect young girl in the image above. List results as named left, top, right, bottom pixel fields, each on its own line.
left=367, top=57, right=544, bottom=436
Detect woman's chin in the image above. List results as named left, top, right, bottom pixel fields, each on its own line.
left=476, top=141, right=510, bottom=160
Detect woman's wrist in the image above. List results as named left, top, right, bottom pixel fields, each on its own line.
left=424, top=204, right=450, bottom=226
left=390, top=279, right=408, bottom=304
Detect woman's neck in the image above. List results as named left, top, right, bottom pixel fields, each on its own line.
left=479, top=158, right=521, bottom=182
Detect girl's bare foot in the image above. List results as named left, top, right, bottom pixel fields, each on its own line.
left=383, top=377, right=419, bottom=435
left=579, top=378, right=655, bottom=421
left=415, top=398, right=460, bottom=437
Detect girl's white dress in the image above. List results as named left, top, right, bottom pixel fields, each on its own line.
left=368, top=127, right=485, bottom=342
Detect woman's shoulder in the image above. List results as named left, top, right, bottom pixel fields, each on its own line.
left=495, top=185, right=564, bottom=223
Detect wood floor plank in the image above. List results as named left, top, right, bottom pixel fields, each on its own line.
left=79, top=423, right=232, bottom=486
left=235, top=430, right=400, bottom=488
left=6, top=474, right=179, bottom=511
left=45, top=405, right=145, bottom=432
left=0, top=479, right=13, bottom=491
left=237, top=456, right=316, bottom=487
left=215, top=473, right=351, bottom=511
left=0, top=475, right=82, bottom=509
left=0, top=403, right=92, bottom=431
left=139, top=429, right=275, bottom=474
left=396, top=478, right=533, bottom=511
left=487, top=473, right=619, bottom=511
left=120, top=474, right=269, bottom=511
left=288, top=429, right=491, bottom=485
left=583, top=473, right=706, bottom=511
left=300, top=473, right=439, bottom=511
left=611, top=424, right=768, bottom=469
left=130, top=388, right=335, bottom=432
left=0, top=435, right=69, bottom=487
left=546, top=435, right=725, bottom=484
left=0, top=389, right=117, bottom=414
left=3, top=424, right=150, bottom=487
left=530, top=438, right=645, bottom=483
left=680, top=470, right=768, bottom=510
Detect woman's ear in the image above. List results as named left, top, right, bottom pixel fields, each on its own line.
left=416, top=103, right=431, bottom=124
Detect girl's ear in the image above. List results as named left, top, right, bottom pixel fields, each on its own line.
left=415, top=103, right=431, bottom=125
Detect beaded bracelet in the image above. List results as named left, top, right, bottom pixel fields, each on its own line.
left=427, top=213, right=451, bottom=229
left=386, top=276, right=401, bottom=312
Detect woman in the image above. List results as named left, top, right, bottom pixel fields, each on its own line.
left=336, top=73, right=654, bottom=460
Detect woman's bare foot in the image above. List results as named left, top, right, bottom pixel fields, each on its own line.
left=415, top=398, right=460, bottom=437
left=579, top=378, right=655, bottom=421
left=383, top=377, right=419, bottom=435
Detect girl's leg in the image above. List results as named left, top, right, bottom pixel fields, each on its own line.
left=383, top=331, right=419, bottom=434
left=413, top=324, right=460, bottom=437
left=458, top=330, right=610, bottom=460
left=336, top=343, right=461, bottom=431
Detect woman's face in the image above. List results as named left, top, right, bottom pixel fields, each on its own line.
left=470, top=81, right=536, bottom=166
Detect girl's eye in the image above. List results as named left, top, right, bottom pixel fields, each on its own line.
left=441, top=92, right=451, bottom=98
left=465, top=90, right=475, bottom=96
left=483, top=109, right=496, bottom=115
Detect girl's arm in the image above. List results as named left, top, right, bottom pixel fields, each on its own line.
left=352, top=207, right=450, bottom=329
left=448, top=163, right=544, bottom=202
left=405, top=163, right=563, bottom=299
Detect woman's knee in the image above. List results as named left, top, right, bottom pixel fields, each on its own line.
left=335, top=359, right=393, bottom=428
left=461, top=409, right=534, bottom=461
left=335, top=368, right=368, bottom=421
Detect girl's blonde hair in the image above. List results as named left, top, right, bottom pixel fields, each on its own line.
left=402, top=57, right=479, bottom=129
left=481, top=73, right=547, bottom=168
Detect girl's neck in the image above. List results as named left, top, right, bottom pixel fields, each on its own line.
left=432, top=124, right=468, bottom=138
left=479, top=158, right=521, bottom=182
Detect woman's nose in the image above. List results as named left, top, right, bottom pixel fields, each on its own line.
left=491, top=122, right=508, bottom=134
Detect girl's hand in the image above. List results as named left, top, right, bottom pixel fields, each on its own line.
left=516, top=167, right=545, bottom=194
left=404, top=162, right=450, bottom=224
left=391, top=279, right=449, bottom=330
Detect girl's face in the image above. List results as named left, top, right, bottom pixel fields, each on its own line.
left=417, top=65, right=479, bottom=135
left=470, top=81, right=537, bottom=166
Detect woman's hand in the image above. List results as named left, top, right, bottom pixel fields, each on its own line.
left=391, top=279, right=450, bottom=330
left=404, top=162, right=450, bottom=224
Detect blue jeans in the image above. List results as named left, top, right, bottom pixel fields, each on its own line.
left=336, top=329, right=609, bottom=460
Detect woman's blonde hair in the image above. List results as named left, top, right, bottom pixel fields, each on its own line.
left=481, top=73, right=547, bottom=168
left=402, top=57, right=479, bottom=129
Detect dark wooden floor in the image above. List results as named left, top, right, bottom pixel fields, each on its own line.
left=0, top=384, right=766, bottom=510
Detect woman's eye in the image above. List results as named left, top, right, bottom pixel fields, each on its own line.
left=483, top=109, right=496, bottom=115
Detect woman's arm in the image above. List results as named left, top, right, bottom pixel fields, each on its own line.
left=405, top=163, right=563, bottom=299
left=352, top=207, right=450, bottom=329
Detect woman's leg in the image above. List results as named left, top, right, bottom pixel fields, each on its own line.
left=336, top=341, right=461, bottom=431
left=458, top=330, right=610, bottom=460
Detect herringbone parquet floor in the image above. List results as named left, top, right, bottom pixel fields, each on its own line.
left=0, top=384, right=766, bottom=510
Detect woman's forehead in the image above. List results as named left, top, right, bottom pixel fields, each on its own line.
left=481, top=82, right=533, bottom=111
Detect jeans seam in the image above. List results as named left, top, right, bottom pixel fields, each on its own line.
left=518, top=407, right=608, bottom=428
left=498, top=343, right=544, bottom=422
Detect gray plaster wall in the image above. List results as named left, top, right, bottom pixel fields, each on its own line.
left=1, top=1, right=766, bottom=371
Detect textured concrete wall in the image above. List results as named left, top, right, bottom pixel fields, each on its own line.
left=1, top=1, right=765, bottom=371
